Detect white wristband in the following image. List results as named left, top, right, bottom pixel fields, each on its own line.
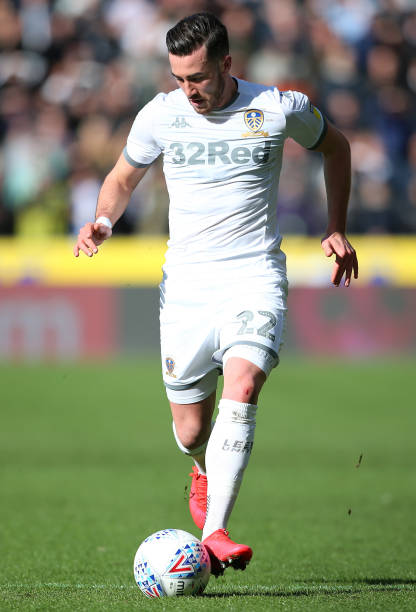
left=95, top=216, right=112, bottom=229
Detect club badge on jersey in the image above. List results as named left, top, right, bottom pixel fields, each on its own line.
left=242, top=109, right=269, bottom=138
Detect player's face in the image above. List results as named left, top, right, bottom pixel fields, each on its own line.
left=169, top=45, right=232, bottom=114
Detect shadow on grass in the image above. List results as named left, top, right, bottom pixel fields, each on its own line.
left=204, top=578, right=416, bottom=598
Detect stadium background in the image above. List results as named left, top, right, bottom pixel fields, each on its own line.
left=0, top=0, right=415, bottom=360
left=1, top=2, right=416, bottom=609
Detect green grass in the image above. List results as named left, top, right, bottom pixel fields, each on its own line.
left=1, top=358, right=415, bottom=611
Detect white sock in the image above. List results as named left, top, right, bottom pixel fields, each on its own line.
left=202, top=399, right=257, bottom=539
left=172, top=422, right=210, bottom=475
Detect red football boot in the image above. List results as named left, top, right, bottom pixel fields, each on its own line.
left=189, top=466, right=207, bottom=530
left=202, top=529, right=253, bottom=576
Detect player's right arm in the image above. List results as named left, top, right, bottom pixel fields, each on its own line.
left=73, top=153, right=149, bottom=258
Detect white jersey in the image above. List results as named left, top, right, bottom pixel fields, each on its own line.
left=124, top=78, right=325, bottom=277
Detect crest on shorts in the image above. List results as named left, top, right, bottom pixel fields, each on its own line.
left=242, top=109, right=268, bottom=138
left=165, top=357, right=176, bottom=377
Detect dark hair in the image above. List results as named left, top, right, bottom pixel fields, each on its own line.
left=166, top=12, right=229, bottom=62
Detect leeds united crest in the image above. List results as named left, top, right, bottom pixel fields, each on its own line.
left=165, top=357, right=176, bottom=377
left=242, top=109, right=269, bottom=138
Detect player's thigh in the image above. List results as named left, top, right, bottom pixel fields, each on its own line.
left=160, top=298, right=218, bottom=391
left=214, top=297, right=287, bottom=371
left=214, top=291, right=286, bottom=403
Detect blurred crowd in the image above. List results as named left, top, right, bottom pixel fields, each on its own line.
left=0, top=0, right=415, bottom=237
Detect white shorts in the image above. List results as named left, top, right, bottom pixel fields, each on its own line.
left=160, top=271, right=287, bottom=404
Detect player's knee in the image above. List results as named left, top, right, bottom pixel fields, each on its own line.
left=174, top=420, right=208, bottom=452
left=222, top=369, right=265, bottom=404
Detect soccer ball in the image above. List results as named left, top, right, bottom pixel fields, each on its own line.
left=133, top=529, right=211, bottom=598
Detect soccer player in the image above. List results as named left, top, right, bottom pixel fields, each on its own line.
left=74, top=12, right=358, bottom=576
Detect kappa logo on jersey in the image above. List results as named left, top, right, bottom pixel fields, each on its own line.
left=165, top=357, right=176, bottom=377
left=242, top=109, right=269, bottom=138
left=171, top=116, right=191, bottom=128
left=167, top=551, right=194, bottom=575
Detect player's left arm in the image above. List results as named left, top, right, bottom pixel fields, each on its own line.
left=313, top=122, right=358, bottom=287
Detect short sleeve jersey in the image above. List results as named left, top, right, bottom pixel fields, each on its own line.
left=124, top=78, right=325, bottom=270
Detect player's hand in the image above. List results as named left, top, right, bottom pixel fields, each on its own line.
left=321, top=232, right=358, bottom=287
left=73, top=222, right=112, bottom=258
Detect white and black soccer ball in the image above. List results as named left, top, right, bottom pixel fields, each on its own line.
left=133, top=529, right=211, bottom=598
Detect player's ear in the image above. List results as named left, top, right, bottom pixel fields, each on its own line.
left=221, top=55, right=232, bottom=74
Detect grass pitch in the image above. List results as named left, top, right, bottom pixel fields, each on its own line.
left=1, top=357, right=415, bottom=611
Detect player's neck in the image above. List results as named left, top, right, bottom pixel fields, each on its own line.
left=215, top=75, right=238, bottom=111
